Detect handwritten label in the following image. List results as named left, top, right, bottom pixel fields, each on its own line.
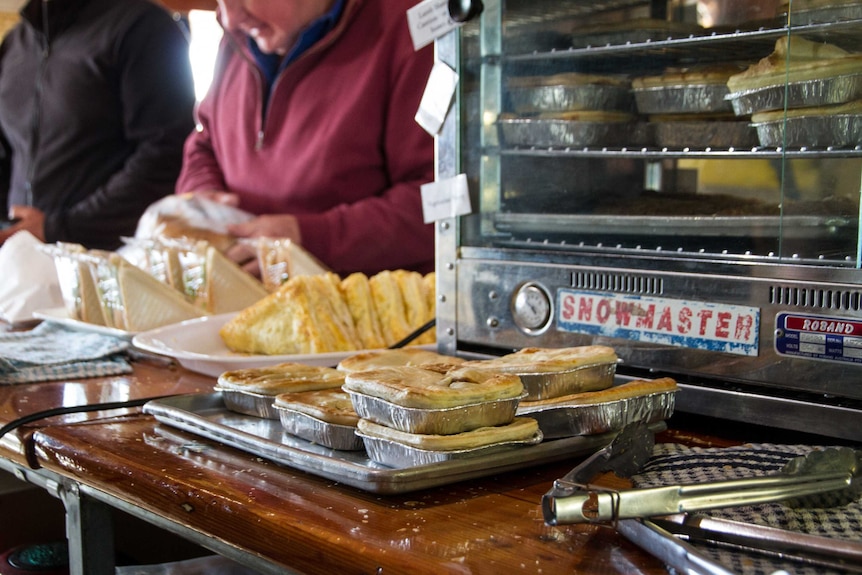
left=415, top=60, right=459, bottom=135
left=420, top=174, right=472, bottom=223
left=407, top=0, right=459, bottom=51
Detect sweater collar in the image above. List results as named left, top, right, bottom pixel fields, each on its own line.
left=222, top=0, right=363, bottom=66
left=21, top=0, right=85, bottom=39
left=249, top=0, right=346, bottom=82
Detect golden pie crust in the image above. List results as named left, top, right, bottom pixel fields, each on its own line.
left=337, top=348, right=464, bottom=373
left=217, top=362, right=346, bottom=396
left=727, top=36, right=862, bottom=93
left=464, top=346, right=618, bottom=374
left=518, top=377, right=678, bottom=409
left=343, top=364, right=525, bottom=409
left=274, top=388, right=359, bottom=426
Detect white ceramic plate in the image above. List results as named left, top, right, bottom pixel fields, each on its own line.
left=132, top=313, right=416, bottom=378
left=33, top=307, right=136, bottom=340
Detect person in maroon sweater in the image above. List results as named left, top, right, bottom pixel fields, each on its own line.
left=176, top=0, right=435, bottom=276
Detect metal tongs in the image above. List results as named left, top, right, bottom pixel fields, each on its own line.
left=543, top=424, right=862, bottom=574
left=549, top=466, right=855, bottom=525
left=545, top=434, right=860, bottom=526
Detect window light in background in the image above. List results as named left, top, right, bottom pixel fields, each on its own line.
left=188, top=9, right=223, bottom=102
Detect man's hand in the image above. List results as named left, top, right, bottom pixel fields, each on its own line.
left=0, top=205, right=45, bottom=244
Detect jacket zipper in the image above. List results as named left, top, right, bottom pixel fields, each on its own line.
left=25, top=0, right=52, bottom=207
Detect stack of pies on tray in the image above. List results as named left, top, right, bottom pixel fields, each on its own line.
left=499, top=71, right=647, bottom=148
left=273, top=388, right=363, bottom=451
left=217, top=362, right=363, bottom=450
left=216, top=349, right=468, bottom=452
left=463, top=346, right=677, bottom=439
left=212, top=346, right=677, bottom=463
left=631, top=63, right=757, bottom=148
left=726, top=35, right=862, bottom=147
left=216, top=362, right=346, bottom=419
left=462, top=345, right=620, bottom=401
left=343, top=362, right=540, bottom=467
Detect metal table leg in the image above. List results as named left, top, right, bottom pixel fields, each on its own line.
left=58, top=481, right=116, bottom=575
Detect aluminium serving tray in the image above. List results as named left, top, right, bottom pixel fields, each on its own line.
left=144, top=392, right=653, bottom=494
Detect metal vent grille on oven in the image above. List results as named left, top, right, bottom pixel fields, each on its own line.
left=770, top=285, right=862, bottom=312
left=573, top=271, right=663, bottom=295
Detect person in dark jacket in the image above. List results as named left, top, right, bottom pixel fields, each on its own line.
left=0, top=0, right=196, bottom=250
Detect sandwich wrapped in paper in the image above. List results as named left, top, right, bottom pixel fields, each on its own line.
left=41, top=242, right=107, bottom=326
left=239, top=236, right=330, bottom=291
left=82, top=251, right=207, bottom=332
left=124, top=236, right=268, bottom=315
left=132, top=193, right=254, bottom=253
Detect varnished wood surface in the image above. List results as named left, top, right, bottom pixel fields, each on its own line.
left=0, top=353, right=750, bottom=574
left=0, top=358, right=214, bottom=466
left=33, top=414, right=686, bottom=575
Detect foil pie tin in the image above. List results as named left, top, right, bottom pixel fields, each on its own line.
left=783, top=4, right=862, bottom=25
left=634, top=84, right=733, bottom=115
left=515, top=362, right=617, bottom=401
left=653, top=120, right=759, bottom=148
left=508, top=84, right=633, bottom=115
left=517, top=390, right=676, bottom=440
left=274, top=406, right=364, bottom=451
left=752, top=113, right=862, bottom=147
left=345, top=390, right=528, bottom=435
left=357, top=429, right=543, bottom=468
left=727, top=74, right=862, bottom=115
left=498, top=117, right=651, bottom=148
left=215, top=388, right=280, bottom=420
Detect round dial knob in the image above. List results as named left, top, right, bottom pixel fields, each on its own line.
left=512, top=283, right=552, bottom=333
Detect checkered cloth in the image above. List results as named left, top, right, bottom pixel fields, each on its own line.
left=0, top=322, right=131, bottom=384
left=631, top=443, right=862, bottom=575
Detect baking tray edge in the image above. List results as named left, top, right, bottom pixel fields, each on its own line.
left=144, top=393, right=645, bottom=494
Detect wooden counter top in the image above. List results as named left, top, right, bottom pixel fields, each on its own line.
left=32, top=412, right=681, bottom=575
left=0, top=352, right=750, bottom=574
left=0, top=358, right=214, bottom=466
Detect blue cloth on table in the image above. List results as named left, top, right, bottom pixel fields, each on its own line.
left=0, top=322, right=131, bottom=384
